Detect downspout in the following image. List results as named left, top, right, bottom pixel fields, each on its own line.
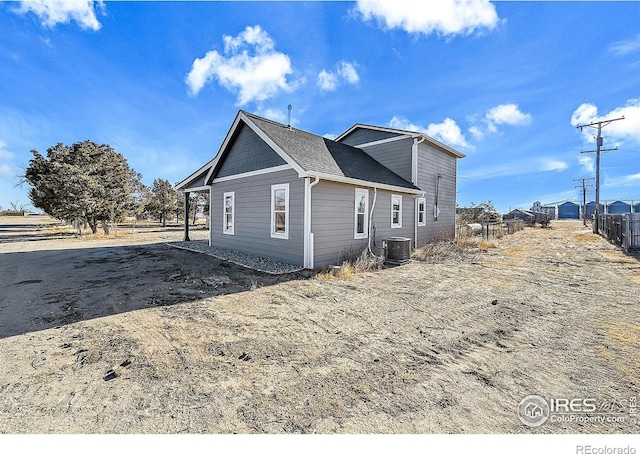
left=412, top=136, right=426, bottom=186
left=412, top=136, right=425, bottom=249
left=304, top=176, right=320, bottom=269
left=367, top=187, right=378, bottom=256
left=414, top=196, right=418, bottom=250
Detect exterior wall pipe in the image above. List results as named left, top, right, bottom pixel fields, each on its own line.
left=411, top=136, right=426, bottom=186
left=368, top=187, right=378, bottom=256
left=303, top=176, right=320, bottom=268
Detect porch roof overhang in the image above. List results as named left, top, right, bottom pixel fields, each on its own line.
left=175, top=159, right=214, bottom=191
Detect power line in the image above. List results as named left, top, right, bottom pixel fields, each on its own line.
left=575, top=116, right=625, bottom=234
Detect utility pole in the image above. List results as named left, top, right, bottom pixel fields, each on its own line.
left=574, top=178, right=594, bottom=226
left=576, top=116, right=624, bottom=234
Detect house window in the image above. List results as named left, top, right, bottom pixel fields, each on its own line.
left=223, top=192, right=234, bottom=235
left=391, top=194, right=402, bottom=228
left=354, top=188, right=369, bottom=239
left=271, top=183, right=289, bottom=239
left=417, top=197, right=426, bottom=226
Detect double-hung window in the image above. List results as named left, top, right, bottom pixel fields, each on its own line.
left=417, top=197, right=426, bottom=227
left=354, top=188, right=369, bottom=239
left=391, top=194, right=402, bottom=228
left=223, top=192, right=234, bottom=235
left=271, top=183, right=289, bottom=239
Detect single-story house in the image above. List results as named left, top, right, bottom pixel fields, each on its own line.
left=176, top=110, right=465, bottom=268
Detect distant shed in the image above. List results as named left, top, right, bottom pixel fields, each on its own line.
left=585, top=201, right=604, bottom=219
left=607, top=200, right=631, bottom=215
left=504, top=209, right=535, bottom=225
left=557, top=201, right=580, bottom=219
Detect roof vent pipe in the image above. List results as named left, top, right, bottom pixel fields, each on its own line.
left=287, top=105, right=293, bottom=129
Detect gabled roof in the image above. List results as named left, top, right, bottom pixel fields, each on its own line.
left=178, top=110, right=423, bottom=194
left=336, top=123, right=466, bottom=159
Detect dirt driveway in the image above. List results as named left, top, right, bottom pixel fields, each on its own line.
left=0, top=216, right=638, bottom=434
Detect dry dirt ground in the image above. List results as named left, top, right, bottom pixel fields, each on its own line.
left=0, top=215, right=638, bottom=434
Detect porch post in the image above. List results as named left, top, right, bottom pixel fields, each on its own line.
left=183, top=191, right=190, bottom=241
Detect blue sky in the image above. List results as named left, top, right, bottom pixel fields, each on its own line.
left=0, top=1, right=639, bottom=213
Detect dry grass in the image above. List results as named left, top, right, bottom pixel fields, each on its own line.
left=76, top=230, right=136, bottom=241
left=316, top=249, right=384, bottom=281
left=476, top=240, right=496, bottom=250
left=574, top=232, right=601, bottom=244
left=412, top=236, right=498, bottom=263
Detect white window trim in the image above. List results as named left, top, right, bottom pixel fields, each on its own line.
left=417, top=197, right=426, bottom=227
left=354, top=188, right=369, bottom=239
left=391, top=194, right=402, bottom=229
left=271, top=183, right=289, bottom=239
left=223, top=191, right=234, bottom=235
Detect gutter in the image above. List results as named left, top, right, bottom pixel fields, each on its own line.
left=304, top=171, right=424, bottom=196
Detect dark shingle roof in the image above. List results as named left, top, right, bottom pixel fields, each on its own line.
left=242, top=111, right=420, bottom=191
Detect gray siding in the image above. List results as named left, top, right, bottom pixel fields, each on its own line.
left=340, top=128, right=401, bottom=146
left=210, top=169, right=304, bottom=265
left=216, top=123, right=287, bottom=178
left=416, top=142, right=458, bottom=244
left=311, top=181, right=415, bottom=267
left=359, top=137, right=413, bottom=183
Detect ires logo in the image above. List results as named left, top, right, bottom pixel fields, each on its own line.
left=550, top=398, right=597, bottom=413
left=518, top=396, right=598, bottom=427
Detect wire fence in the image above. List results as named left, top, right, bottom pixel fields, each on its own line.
left=480, top=220, right=525, bottom=240
left=457, top=219, right=525, bottom=240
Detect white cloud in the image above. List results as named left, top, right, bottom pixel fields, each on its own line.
left=389, top=115, right=472, bottom=149
left=609, top=33, right=640, bottom=56
left=571, top=99, right=640, bottom=145
left=471, top=103, right=532, bottom=138
left=578, top=156, right=595, bottom=174
left=426, top=118, right=472, bottom=149
left=540, top=158, right=568, bottom=172
left=461, top=157, right=568, bottom=180
left=14, top=0, right=104, bottom=31
left=0, top=163, right=14, bottom=178
left=256, top=107, right=288, bottom=124
left=317, top=70, right=339, bottom=91
left=185, top=25, right=296, bottom=105
left=355, top=0, right=500, bottom=37
left=0, top=140, right=16, bottom=178
left=485, top=103, right=532, bottom=126
left=338, top=62, right=360, bottom=84
left=603, top=172, right=640, bottom=188
left=317, top=61, right=360, bottom=91
left=0, top=140, right=14, bottom=160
